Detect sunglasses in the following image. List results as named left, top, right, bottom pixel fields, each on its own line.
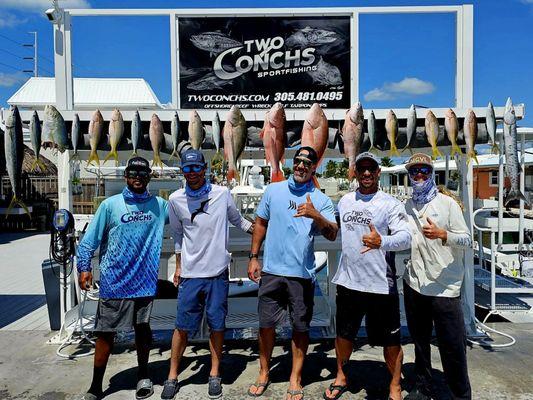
left=294, top=157, right=313, bottom=168
left=125, top=170, right=150, bottom=178
left=408, top=166, right=432, bottom=176
left=182, top=165, right=204, bottom=173
left=356, top=165, right=378, bottom=173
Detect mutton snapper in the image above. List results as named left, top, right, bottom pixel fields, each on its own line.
left=463, top=109, right=478, bottom=165
left=261, top=102, right=286, bottom=183
left=444, top=108, right=462, bottom=158
left=88, top=110, right=104, bottom=167
left=342, top=102, right=364, bottom=180
left=104, top=108, right=124, bottom=166
left=425, top=110, right=443, bottom=160
left=149, top=113, right=165, bottom=168
left=301, top=103, right=329, bottom=188
left=223, top=106, right=247, bottom=183
left=188, top=110, right=205, bottom=150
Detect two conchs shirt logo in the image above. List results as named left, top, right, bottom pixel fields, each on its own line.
left=121, top=210, right=153, bottom=224
left=342, top=209, right=372, bottom=231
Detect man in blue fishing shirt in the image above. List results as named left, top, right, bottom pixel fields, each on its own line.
left=77, top=157, right=168, bottom=400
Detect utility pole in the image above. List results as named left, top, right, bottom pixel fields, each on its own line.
left=23, top=31, right=38, bottom=77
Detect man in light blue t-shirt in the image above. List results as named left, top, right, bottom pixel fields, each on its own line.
left=247, top=146, right=338, bottom=400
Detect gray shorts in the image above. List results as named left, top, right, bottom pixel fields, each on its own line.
left=94, top=297, right=153, bottom=332
left=258, top=273, right=314, bottom=332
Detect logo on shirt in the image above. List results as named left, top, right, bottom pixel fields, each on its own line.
left=191, top=199, right=210, bottom=222
left=120, top=210, right=153, bottom=224
left=288, top=200, right=297, bottom=211
left=342, top=210, right=372, bottom=226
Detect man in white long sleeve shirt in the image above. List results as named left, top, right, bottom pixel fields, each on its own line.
left=324, top=152, right=411, bottom=400
left=403, top=153, right=472, bottom=400
left=162, top=149, right=253, bottom=400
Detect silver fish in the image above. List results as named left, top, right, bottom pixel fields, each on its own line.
left=71, top=113, right=81, bottom=160
left=188, top=111, right=205, bottom=150
left=104, top=108, right=124, bottom=165
left=307, top=57, right=342, bottom=86
left=367, top=110, right=377, bottom=153
left=30, top=111, right=46, bottom=172
left=170, top=111, right=180, bottom=159
left=503, top=98, right=528, bottom=206
left=42, top=105, right=68, bottom=152
left=4, top=106, right=28, bottom=215
left=131, top=110, right=142, bottom=157
left=179, top=64, right=211, bottom=79
left=149, top=113, right=164, bottom=168
left=286, top=26, right=337, bottom=47
left=463, top=109, right=478, bottom=165
left=190, top=32, right=242, bottom=56
left=212, top=112, right=222, bottom=152
left=402, top=104, right=417, bottom=154
left=486, top=102, right=498, bottom=154
left=342, top=102, right=364, bottom=181
left=187, top=72, right=232, bottom=91
left=88, top=109, right=104, bottom=166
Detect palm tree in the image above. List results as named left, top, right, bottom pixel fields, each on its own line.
left=381, top=156, right=394, bottom=168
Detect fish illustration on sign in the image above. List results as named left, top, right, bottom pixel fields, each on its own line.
left=286, top=26, right=337, bottom=47
left=187, top=73, right=233, bottom=91
left=307, top=57, right=342, bottom=86
left=190, top=31, right=242, bottom=56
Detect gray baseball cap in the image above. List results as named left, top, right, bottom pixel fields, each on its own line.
left=355, top=152, right=380, bottom=167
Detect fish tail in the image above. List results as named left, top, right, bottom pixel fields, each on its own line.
left=400, top=145, right=412, bottom=155
left=312, top=175, right=321, bottom=189
left=151, top=153, right=164, bottom=169
left=467, top=150, right=478, bottom=165
left=491, top=142, right=499, bottom=155
left=348, top=165, right=356, bottom=181
left=368, top=146, right=378, bottom=155
left=389, top=144, right=400, bottom=157
left=70, top=151, right=80, bottom=162
left=450, top=144, right=463, bottom=158
left=168, top=150, right=178, bottom=162
left=130, top=150, right=138, bottom=158
left=5, top=195, right=31, bottom=219
left=432, top=146, right=443, bottom=160
left=87, top=150, right=100, bottom=167
left=271, top=169, right=285, bottom=183
left=30, top=158, right=47, bottom=172
left=504, top=188, right=529, bottom=207
left=103, top=150, right=119, bottom=166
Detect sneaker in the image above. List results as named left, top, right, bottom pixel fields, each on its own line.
left=404, top=387, right=432, bottom=400
left=160, top=379, right=179, bottom=400
left=208, top=375, right=223, bottom=399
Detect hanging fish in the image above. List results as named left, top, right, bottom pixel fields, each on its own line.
left=88, top=110, right=104, bottom=167
left=402, top=105, right=417, bottom=154
left=425, top=110, right=443, bottom=160
left=385, top=110, right=399, bottom=157
left=188, top=110, right=205, bottom=150
left=261, top=102, right=286, bottom=183
left=71, top=113, right=81, bottom=160
left=367, top=110, right=377, bottom=153
left=42, top=105, right=68, bottom=152
left=486, top=102, right=499, bottom=154
left=503, top=98, right=528, bottom=206
left=301, top=103, right=329, bottom=188
left=463, top=109, right=478, bottom=165
left=130, top=110, right=142, bottom=158
left=223, top=105, right=247, bottom=182
left=444, top=108, right=462, bottom=158
left=103, top=109, right=124, bottom=166
left=342, top=102, right=364, bottom=180
left=4, top=106, right=29, bottom=216
left=169, top=111, right=180, bottom=160
left=212, top=112, right=222, bottom=152
left=30, top=111, right=46, bottom=172
left=149, top=113, right=164, bottom=168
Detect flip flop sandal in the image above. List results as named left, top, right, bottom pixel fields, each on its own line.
left=287, top=388, right=305, bottom=400
left=160, top=379, right=179, bottom=400
left=323, top=384, right=348, bottom=400
left=135, top=379, right=154, bottom=400
left=247, top=381, right=271, bottom=397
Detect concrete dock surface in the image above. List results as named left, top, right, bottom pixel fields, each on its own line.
left=0, top=324, right=532, bottom=400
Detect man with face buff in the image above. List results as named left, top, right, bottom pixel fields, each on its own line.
left=77, top=157, right=168, bottom=400
left=402, top=153, right=472, bottom=400
left=324, top=152, right=411, bottom=400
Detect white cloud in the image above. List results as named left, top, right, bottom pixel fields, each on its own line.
left=364, top=77, right=435, bottom=102
left=0, top=72, right=28, bottom=88
left=0, top=12, right=28, bottom=28
left=520, top=0, right=533, bottom=3
left=0, top=0, right=91, bottom=12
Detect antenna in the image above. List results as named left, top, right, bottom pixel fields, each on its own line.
left=23, top=32, right=38, bottom=77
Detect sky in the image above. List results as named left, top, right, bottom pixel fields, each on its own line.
left=0, top=0, right=532, bottom=128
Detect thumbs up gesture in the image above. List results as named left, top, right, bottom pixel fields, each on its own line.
left=422, top=217, right=447, bottom=240
left=361, top=223, right=382, bottom=254
left=294, top=194, right=318, bottom=219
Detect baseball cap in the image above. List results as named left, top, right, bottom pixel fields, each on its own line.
left=125, top=156, right=151, bottom=173
left=294, top=146, right=319, bottom=164
left=181, top=149, right=206, bottom=168
left=355, top=152, right=380, bottom=167
left=405, top=153, right=433, bottom=171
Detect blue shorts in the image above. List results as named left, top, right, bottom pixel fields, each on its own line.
left=175, top=269, right=229, bottom=332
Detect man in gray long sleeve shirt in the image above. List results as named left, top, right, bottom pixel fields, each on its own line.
left=324, top=153, right=411, bottom=400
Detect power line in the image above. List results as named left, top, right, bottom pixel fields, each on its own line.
left=0, top=61, right=23, bottom=72
left=0, top=47, right=25, bottom=60
left=40, top=66, right=54, bottom=75
left=0, top=32, right=24, bottom=47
